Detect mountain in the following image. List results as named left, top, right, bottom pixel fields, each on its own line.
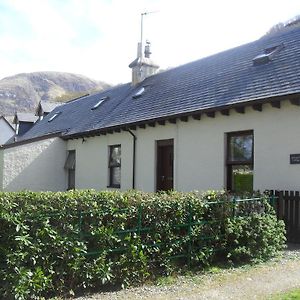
left=0, top=71, right=111, bottom=115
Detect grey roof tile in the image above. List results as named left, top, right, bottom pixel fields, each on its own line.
left=36, top=101, right=62, bottom=115
left=14, top=112, right=38, bottom=124
left=14, top=26, right=300, bottom=142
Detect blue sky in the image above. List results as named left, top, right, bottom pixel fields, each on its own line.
left=0, top=0, right=299, bottom=84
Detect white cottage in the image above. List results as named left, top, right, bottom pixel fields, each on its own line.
left=1, top=25, right=300, bottom=193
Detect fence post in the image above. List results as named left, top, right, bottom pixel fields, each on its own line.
left=137, top=204, right=142, bottom=236
left=232, top=196, right=236, bottom=217
left=187, top=202, right=192, bottom=269
left=269, top=193, right=275, bottom=209
left=78, top=210, right=83, bottom=240
left=278, top=191, right=284, bottom=219
left=295, top=191, right=300, bottom=241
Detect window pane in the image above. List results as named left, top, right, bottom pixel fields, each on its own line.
left=111, top=167, right=121, bottom=186
left=229, top=134, right=253, bottom=162
left=231, top=165, right=253, bottom=192
left=65, top=150, right=76, bottom=170
left=68, top=169, right=75, bottom=190
left=109, top=146, right=121, bottom=167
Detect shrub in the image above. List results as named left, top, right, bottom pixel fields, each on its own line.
left=225, top=214, right=286, bottom=262
left=0, top=190, right=285, bottom=299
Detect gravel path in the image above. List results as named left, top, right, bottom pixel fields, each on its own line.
left=76, top=244, right=300, bottom=300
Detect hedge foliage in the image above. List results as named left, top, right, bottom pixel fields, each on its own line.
left=0, top=190, right=286, bottom=299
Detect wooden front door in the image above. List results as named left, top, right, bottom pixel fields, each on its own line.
left=156, top=139, right=174, bottom=191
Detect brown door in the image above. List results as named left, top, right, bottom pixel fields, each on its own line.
left=156, top=139, right=174, bottom=191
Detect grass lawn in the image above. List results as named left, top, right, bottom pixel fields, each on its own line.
left=271, top=288, right=300, bottom=299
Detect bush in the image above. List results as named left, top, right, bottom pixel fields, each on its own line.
left=0, top=190, right=285, bottom=299
left=225, top=214, right=286, bottom=262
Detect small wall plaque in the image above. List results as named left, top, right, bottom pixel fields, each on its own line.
left=290, top=154, right=300, bottom=164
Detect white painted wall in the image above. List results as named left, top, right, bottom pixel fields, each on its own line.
left=2, top=100, right=300, bottom=192
left=67, top=100, right=300, bottom=193
left=1, top=137, right=67, bottom=191
left=135, top=125, right=177, bottom=192
left=0, top=148, right=3, bottom=190
left=176, top=100, right=300, bottom=192
left=252, top=101, right=300, bottom=191
left=67, top=132, right=133, bottom=190
left=0, top=118, right=15, bottom=145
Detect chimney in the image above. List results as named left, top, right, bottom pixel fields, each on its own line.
left=144, top=40, right=152, bottom=58
left=129, top=41, right=159, bottom=85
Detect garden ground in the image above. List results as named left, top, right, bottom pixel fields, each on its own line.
left=76, top=244, right=300, bottom=300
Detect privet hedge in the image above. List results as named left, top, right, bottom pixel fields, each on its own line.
left=0, top=190, right=286, bottom=299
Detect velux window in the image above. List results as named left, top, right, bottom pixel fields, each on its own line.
left=91, top=96, right=109, bottom=110
left=108, top=145, right=121, bottom=188
left=252, top=43, right=284, bottom=66
left=64, top=150, right=76, bottom=190
left=132, top=87, right=145, bottom=99
left=226, top=131, right=253, bottom=193
left=48, top=111, right=61, bottom=122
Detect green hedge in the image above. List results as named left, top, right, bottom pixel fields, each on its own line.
left=0, top=190, right=286, bottom=299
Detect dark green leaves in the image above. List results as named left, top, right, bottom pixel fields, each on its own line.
left=0, top=190, right=285, bottom=299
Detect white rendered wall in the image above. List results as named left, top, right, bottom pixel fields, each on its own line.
left=176, top=100, right=300, bottom=192
left=1, top=137, right=67, bottom=191
left=0, top=148, right=3, bottom=190
left=252, top=101, right=300, bottom=191
left=67, top=132, right=133, bottom=190
left=0, top=118, right=15, bottom=145
left=67, top=126, right=177, bottom=192
left=3, top=100, right=298, bottom=192
left=66, top=100, right=300, bottom=192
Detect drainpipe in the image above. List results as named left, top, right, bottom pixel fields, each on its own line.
left=126, top=129, right=137, bottom=189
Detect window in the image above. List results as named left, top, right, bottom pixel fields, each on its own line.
left=253, top=43, right=284, bottom=65
left=91, top=96, right=109, bottom=110
left=48, top=111, right=61, bottom=122
left=226, top=131, right=253, bottom=192
left=108, top=145, right=121, bottom=188
left=132, top=87, right=145, bottom=99
left=64, top=150, right=76, bottom=190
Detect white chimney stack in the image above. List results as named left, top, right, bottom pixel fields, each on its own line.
left=129, top=41, right=159, bottom=85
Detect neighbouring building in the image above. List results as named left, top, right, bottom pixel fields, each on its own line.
left=0, top=116, right=15, bottom=145
left=35, top=100, right=62, bottom=120
left=1, top=26, right=300, bottom=193
left=13, top=112, right=38, bottom=136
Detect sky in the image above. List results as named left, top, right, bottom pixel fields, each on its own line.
left=0, top=0, right=299, bottom=84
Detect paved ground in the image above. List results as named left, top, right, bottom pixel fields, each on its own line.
left=76, top=244, right=300, bottom=300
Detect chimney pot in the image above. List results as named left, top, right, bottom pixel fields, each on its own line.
left=144, top=41, right=152, bottom=58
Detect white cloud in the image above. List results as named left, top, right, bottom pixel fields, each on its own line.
left=0, top=0, right=299, bottom=84
left=8, top=0, right=76, bottom=40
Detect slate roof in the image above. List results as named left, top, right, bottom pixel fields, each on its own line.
left=12, top=26, right=300, bottom=142
left=35, top=101, right=62, bottom=115
left=13, top=113, right=38, bottom=124
left=0, top=116, right=14, bottom=130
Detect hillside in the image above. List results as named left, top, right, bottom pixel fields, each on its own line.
left=0, top=71, right=110, bottom=115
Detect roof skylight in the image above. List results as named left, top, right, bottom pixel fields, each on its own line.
left=132, top=87, right=145, bottom=99
left=48, top=111, right=61, bottom=122
left=91, top=96, right=109, bottom=110
left=253, top=43, right=284, bottom=66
